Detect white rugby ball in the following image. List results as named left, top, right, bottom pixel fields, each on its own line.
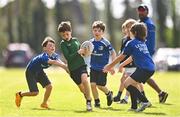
left=80, top=41, right=94, bottom=57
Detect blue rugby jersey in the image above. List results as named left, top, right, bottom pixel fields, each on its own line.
left=27, top=52, right=59, bottom=72
left=90, top=38, right=115, bottom=71
left=122, top=38, right=155, bottom=71
left=140, top=17, right=156, bottom=56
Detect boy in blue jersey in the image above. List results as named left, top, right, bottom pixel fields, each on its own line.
left=104, top=23, right=154, bottom=112
left=89, top=21, right=116, bottom=107
left=137, top=4, right=168, bottom=103
left=15, top=36, right=68, bottom=109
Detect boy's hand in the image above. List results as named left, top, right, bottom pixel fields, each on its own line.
left=118, top=64, right=124, bottom=73
left=109, top=68, right=115, bottom=75
left=103, top=64, right=112, bottom=73
left=78, top=48, right=85, bottom=56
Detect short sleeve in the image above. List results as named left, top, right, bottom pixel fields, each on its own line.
left=122, top=41, right=133, bottom=56
left=41, top=53, right=49, bottom=63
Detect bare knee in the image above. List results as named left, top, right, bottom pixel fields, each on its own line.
left=46, top=84, right=52, bottom=90
left=31, top=91, right=39, bottom=96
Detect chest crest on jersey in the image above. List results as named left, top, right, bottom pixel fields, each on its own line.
left=98, top=46, right=104, bottom=50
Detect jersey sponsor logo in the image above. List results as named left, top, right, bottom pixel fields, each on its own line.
left=135, top=44, right=149, bottom=54
left=98, top=46, right=104, bottom=50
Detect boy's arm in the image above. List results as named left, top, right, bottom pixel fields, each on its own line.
left=48, top=59, right=69, bottom=74
left=103, top=53, right=126, bottom=73
left=118, top=56, right=133, bottom=72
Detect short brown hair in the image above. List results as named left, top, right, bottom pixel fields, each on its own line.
left=92, top=21, right=106, bottom=32
left=41, top=36, right=55, bottom=47
left=130, top=22, right=147, bottom=40
left=58, top=21, right=72, bottom=32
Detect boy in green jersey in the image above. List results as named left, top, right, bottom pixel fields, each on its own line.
left=58, top=21, right=92, bottom=111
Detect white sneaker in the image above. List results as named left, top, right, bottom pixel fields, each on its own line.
left=136, top=102, right=151, bottom=112
left=86, top=102, right=92, bottom=111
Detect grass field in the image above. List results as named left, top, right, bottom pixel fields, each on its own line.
left=0, top=67, right=180, bottom=117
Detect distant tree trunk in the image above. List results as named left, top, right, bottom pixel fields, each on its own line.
left=156, top=0, right=168, bottom=46
left=7, top=3, right=14, bottom=43
left=32, top=1, right=47, bottom=52
left=171, top=0, right=180, bottom=47
left=106, top=0, right=116, bottom=49
left=55, top=0, right=63, bottom=25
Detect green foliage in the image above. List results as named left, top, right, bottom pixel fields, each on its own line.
left=0, top=68, right=180, bottom=117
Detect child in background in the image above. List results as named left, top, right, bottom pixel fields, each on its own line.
left=89, top=21, right=116, bottom=107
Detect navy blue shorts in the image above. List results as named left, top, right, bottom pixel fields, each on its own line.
left=90, top=69, right=107, bottom=86
left=70, top=65, right=88, bottom=85
left=25, top=69, right=51, bottom=92
left=130, top=68, right=155, bottom=84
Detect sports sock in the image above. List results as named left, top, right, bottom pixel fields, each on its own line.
left=95, top=99, right=100, bottom=104
left=126, top=85, right=137, bottom=109
left=124, top=95, right=129, bottom=101
left=129, top=85, right=148, bottom=103
left=106, top=91, right=111, bottom=96
left=116, top=91, right=122, bottom=98
left=141, top=91, right=146, bottom=96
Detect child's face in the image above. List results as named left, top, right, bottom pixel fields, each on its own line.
left=44, top=42, right=55, bottom=55
left=59, top=31, right=72, bottom=41
left=92, top=28, right=104, bottom=40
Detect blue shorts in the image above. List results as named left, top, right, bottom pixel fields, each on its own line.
left=25, top=69, right=51, bottom=92
left=90, top=69, right=107, bottom=86
left=130, top=68, right=155, bottom=84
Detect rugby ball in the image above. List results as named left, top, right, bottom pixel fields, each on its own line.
left=80, top=41, right=94, bottom=57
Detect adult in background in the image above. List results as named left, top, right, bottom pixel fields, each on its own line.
left=137, top=4, right=168, bottom=103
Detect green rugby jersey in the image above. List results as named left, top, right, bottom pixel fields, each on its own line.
left=60, top=37, right=86, bottom=71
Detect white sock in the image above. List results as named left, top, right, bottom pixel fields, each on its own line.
left=124, top=95, right=129, bottom=101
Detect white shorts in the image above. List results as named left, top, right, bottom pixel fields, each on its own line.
left=124, top=67, right=136, bottom=76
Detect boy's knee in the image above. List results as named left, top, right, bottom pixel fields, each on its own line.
left=46, top=84, right=53, bottom=90
left=31, top=91, right=39, bottom=96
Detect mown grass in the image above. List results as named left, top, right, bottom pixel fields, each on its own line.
left=0, top=67, right=180, bottom=117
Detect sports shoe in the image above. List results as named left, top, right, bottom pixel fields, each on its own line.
left=136, top=102, right=151, bottom=112
left=15, top=92, right=23, bottom=107
left=86, top=102, right=92, bottom=111
left=40, top=103, right=49, bottom=109
left=120, top=99, right=128, bottom=104
left=107, top=91, right=113, bottom=106
left=113, top=96, right=120, bottom=102
left=159, top=91, right=168, bottom=103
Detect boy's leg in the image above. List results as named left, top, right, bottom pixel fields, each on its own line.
left=97, top=86, right=113, bottom=106
left=114, top=73, right=127, bottom=102
left=41, top=84, right=52, bottom=108
left=81, top=73, right=92, bottom=111
left=15, top=70, right=39, bottom=108
left=91, top=83, right=100, bottom=107
left=147, top=78, right=168, bottom=103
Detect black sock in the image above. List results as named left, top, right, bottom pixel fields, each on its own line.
left=116, top=91, right=122, bottom=98
left=129, top=85, right=148, bottom=103
left=126, top=85, right=137, bottom=109
left=95, top=99, right=100, bottom=104
left=86, top=100, right=91, bottom=103
left=106, top=91, right=110, bottom=96
left=141, top=91, right=145, bottom=96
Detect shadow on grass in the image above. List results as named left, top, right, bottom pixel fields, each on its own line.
left=144, top=112, right=167, bottom=115
left=98, top=107, right=122, bottom=111
left=31, top=108, right=70, bottom=111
